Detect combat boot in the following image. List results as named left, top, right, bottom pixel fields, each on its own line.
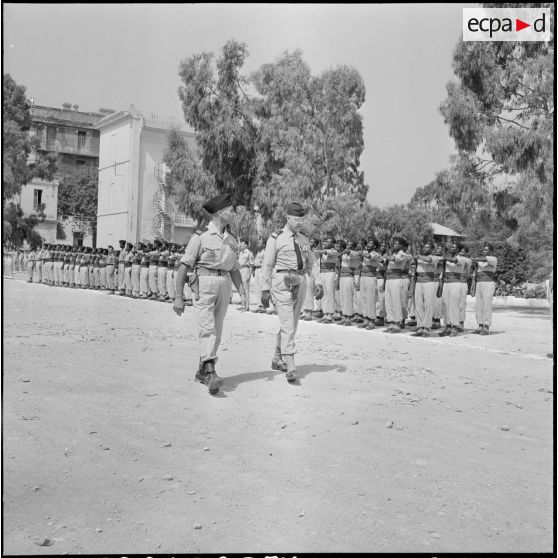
left=358, top=318, right=370, bottom=328
left=195, top=360, right=223, bottom=395
left=375, top=317, right=385, bottom=327
left=431, top=318, right=441, bottom=330
left=271, top=347, right=288, bottom=372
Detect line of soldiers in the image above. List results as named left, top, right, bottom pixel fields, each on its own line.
left=256, top=235, right=497, bottom=337
left=23, top=240, right=195, bottom=302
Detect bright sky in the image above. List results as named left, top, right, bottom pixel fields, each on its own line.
left=3, top=3, right=475, bottom=208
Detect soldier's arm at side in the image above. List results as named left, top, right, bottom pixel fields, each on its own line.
left=260, top=236, right=277, bottom=292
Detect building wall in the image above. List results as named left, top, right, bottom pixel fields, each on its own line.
left=57, top=217, right=94, bottom=247
left=96, top=119, right=134, bottom=247
left=19, top=178, right=58, bottom=222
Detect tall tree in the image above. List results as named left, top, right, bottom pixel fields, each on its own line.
left=57, top=166, right=98, bottom=243
left=439, top=3, right=554, bottom=250
left=2, top=74, right=56, bottom=205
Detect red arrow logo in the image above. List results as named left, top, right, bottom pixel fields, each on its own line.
left=516, top=18, right=530, bottom=31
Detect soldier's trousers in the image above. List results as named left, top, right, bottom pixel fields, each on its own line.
left=320, top=271, right=336, bottom=315
left=334, top=288, right=342, bottom=313
left=140, top=267, right=150, bottom=294
left=27, top=260, right=35, bottom=281
left=131, top=264, right=141, bottom=295
left=194, top=275, right=231, bottom=363
left=433, top=288, right=443, bottom=320
left=385, top=278, right=403, bottom=323
left=106, top=265, right=115, bottom=290
left=118, top=263, right=125, bottom=290
left=377, top=285, right=385, bottom=318
left=442, top=281, right=462, bottom=326
left=253, top=268, right=263, bottom=305
left=459, top=283, right=468, bottom=323
left=148, top=265, right=158, bottom=295
left=240, top=268, right=252, bottom=307
left=80, top=266, right=89, bottom=287
left=42, top=261, right=51, bottom=282
left=304, top=275, right=315, bottom=312
left=124, top=267, right=132, bottom=294
left=92, top=267, right=99, bottom=287
left=400, top=277, right=410, bottom=319
left=353, top=287, right=361, bottom=315
left=167, top=269, right=175, bottom=299
left=99, top=267, right=107, bottom=288
left=415, top=281, right=436, bottom=329
left=74, top=265, right=81, bottom=286
left=339, top=276, right=354, bottom=316
left=475, top=281, right=495, bottom=326
left=35, top=260, right=43, bottom=282
left=272, top=273, right=307, bottom=355
left=68, top=265, right=75, bottom=286
left=359, top=276, right=377, bottom=320
left=158, top=267, right=168, bottom=297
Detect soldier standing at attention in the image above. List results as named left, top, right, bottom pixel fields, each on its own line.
left=260, top=203, right=323, bottom=383
left=375, top=240, right=388, bottom=326
left=79, top=247, right=90, bottom=288
left=400, top=242, right=412, bottom=329
left=157, top=242, right=170, bottom=302
left=106, top=245, right=116, bottom=294
left=350, top=240, right=364, bottom=325
left=131, top=242, right=143, bottom=298
left=116, top=240, right=126, bottom=294
left=432, top=243, right=445, bottom=329
left=139, top=243, right=151, bottom=298
left=166, top=244, right=177, bottom=303
left=383, top=236, right=408, bottom=333
left=301, top=237, right=319, bottom=321
left=26, top=246, right=36, bottom=283
left=358, top=238, right=382, bottom=329
left=472, top=243, right=498, bottom=336
left=336, top=239, right=355, bottom=326
left=458, top=245, right=472, bottom=332
left=173, top=194, right=247, bottom=395
left=123, top=242, right=134, bottom=296
left=148, top=241, right=161, bottom=300
left=314, top=236, right=338, bottom=324
left=99, top=248, right=108, bottom=290
left=438, top=241, right=466, bottom=337
left=237, top=239, right=254, bottom=311
left=411, top=241, right=441, bottom=337
left=251, top=237, right=266, bottom=313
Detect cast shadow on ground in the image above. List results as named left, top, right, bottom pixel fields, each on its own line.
left=219, top=363, right=346, bottom=395
left=492, top=306, right=551, bottom=319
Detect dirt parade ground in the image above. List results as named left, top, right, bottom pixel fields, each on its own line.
left=2, top=276, right=554, bottom=555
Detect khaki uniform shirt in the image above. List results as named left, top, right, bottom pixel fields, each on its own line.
left=180, top=221, right=240, bottom=272
left=261, top=227, right=321, bottom=291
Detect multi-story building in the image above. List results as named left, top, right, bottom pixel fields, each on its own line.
left=16, top=102, right=110, bottom=246
left=96, top=105, right=198, bottom=248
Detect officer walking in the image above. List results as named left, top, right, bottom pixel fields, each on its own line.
left=260, top=203, right=323, bottom=383
left=173, top=194, right=248, bottom=395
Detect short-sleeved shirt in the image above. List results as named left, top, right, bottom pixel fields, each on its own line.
left=238, top=249, right=254, bottom=268
left=261, top=227, right=321, bottom=291
left=253, top=249, right=265, bottom=268
left=460, top=256, right=472, bottom=283
left=477, top=256, right=497, bottom=282
left=180, top=221, right=240, bottom=273
left=360, top=250, right=381, bottom=276
left=416, top=255, right=442, bottom=283
left=443, top=255, right=466, bottom=283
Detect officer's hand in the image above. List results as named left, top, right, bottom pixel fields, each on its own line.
left=378, top=285, right=384, bottom=294
left=173, top=296, right=185, bottom=316
left=334, top=279, right=340, bottom=290
left=314, top=284, right=324, bottom=300
left=261, top=290, right=271, bottom=308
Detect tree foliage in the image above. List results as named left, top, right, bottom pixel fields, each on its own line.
left=3, top=74, right=56, bottom=205
left=170, top=41, right=368, bottom=230
left=438, top=3, right=554, bottom=251
left=3, top=201, right=45, bottom=249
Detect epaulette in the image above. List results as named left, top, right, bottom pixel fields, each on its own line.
left=194, top=230, right=202, bottom=236
left=270, top=230, right=282, bottom=239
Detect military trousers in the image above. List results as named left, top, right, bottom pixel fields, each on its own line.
left=194, top=275, right=231, bottom=363
left=339, top=276, right=355, bottom=316
left=124, top=267, right=132, bottom=294
left=253, top=268, right=263, bottom=304
left=359, top=276, right=377, bottom=320
left=475, top=281, right=495, bottom=326
left=68, top=265, right=75, bottom=286
left=377, top=284, right=386, bottom=318
left=26, top=259, right=35, bottom=280
left=140, top=267, right=150, bottom=295
left=353, top=286, right=361, bottom=315
left=385, top=278, right=404, bottom=323
left=99, top=267, right=107, bottom=288
left=35, top=260, right=43, bottom=282
left=415, top=281, right=437, bottom=329
left=303, top=274, right=315, bottom=312
left=148, top=265, right=158, bottom=294
left=459, top=283, right=468, bottom=323
left=131, top=264, right=141, bottom=295
left=240, top=268, right=252, bottom=307
left=320, top=271, right=336, bottom=315
left=105, top=265, right=115, bottom=290
left=433, top=287, right=443, bottom=320
left=74, top=265, right=81, bottom=286
left=117, top=263, right=125, bottom=290
left=272, top=273, right=307, bottom=355
left=80, top=266, right=89, bottom=286
left=167, top=269, right=175, bottom=299
left=158, top=267, right=168, bottom=297
left=400, top=277, right=410, bottom=319
left=442, top=281, right=462, bottom=326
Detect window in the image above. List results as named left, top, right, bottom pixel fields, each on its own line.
left=73, top=232, right=84, bottom=247
left=33, top=189, right=43, bottom=210
left=76, top=160, right=86, bottom=167
left=46, top=126, right=56, bottom=149
left=77, top=131, right=87, bottom=149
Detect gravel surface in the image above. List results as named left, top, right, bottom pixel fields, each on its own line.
left=2, top=275, right=554, bottom=554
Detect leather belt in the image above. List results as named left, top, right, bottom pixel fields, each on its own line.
left=158, top=262, right=168, bottom=267
left=276, top=269, right=305, bottom=275
left=197, top=267, right=229, bottom=276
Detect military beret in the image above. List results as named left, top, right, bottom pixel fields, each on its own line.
left=119, top=239, right=126, bottom=246
left=203, top=193, right=233, bottom=214
left=285, top=202, right=306, bottom=217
